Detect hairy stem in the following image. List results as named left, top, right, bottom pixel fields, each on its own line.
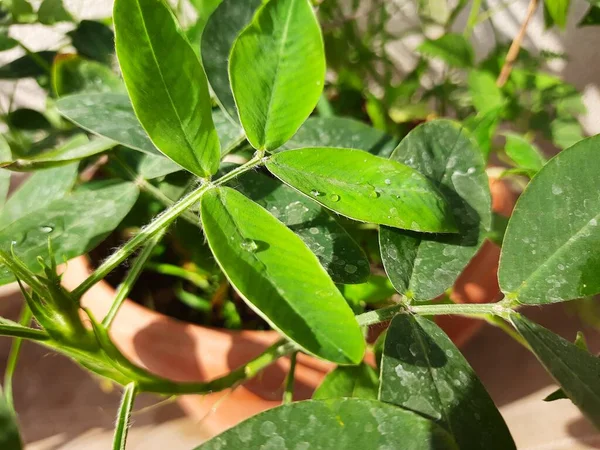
left=113, top=383, right=137, bottom=450
left=0, top=322, right=51, bottom=342
left=72, top=154, right=265, bottom=300
left=496, top=0, right=539, bottom=87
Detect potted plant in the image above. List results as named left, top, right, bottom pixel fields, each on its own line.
left=0, top=0, right=599, bottom=448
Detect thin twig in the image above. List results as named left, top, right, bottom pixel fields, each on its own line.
left=496, top=0, right=539, bottom=87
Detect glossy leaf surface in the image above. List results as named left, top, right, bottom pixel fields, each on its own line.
left=235, top=171, right=369, bottom=284
left=379, top=121, right=491, bottom=301
left=313, top=363, right=378, bottom=399
left=229, top=0, right=325, bottom=150
left=267, top=147, right=457, bottom=232
left=197, top=398, right=457, bottom=449
left=0, top=181, right=139, bottom=285
left=499, top=136, right=600, bottom=304
left=202, top=0, right=263, bottom=121
left=279, top=116, right=398, bottom=157
left=200, top=187, right=365, bottom=364
left=380, top=314, right=515, bottom=450
left=114, top=0, right=220, bottom=177
left=512, top=314, right=600, bottom=428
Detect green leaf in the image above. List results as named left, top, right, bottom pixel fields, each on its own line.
left=544, top=0, right=571, bottom=29
left=267, top=147, right=457, bottom=233
left=0, top=135, right=115, bottom=171
left=463, top=107, right=502, bottom=161
left=417, top=33, right=474, bottom=68
left=341, top=275, right=396, bottom=307
left=544, top=331, right=589, bottom=402
left=56, top=93, right=243, bottom=171
left=379, top=121, right=491, bottom=301
left=6, top=109, right=51, bottom=130
left=550, top=117, right=585, bottom=150
left=201, top=0, right=263, bottom=121
left=52, top=54, right=123, bottom=97
left=200, top=187, right=365, bottom=364
left=0, top=30, right=18, bottom=52
left=0, top=389, right=22, bottom=450
left=468, top=70, right=504, bottom=113
left=579, top=5, right=600, bottom=26
left=0, top=181, right=139, bottom=285
left=67, top=20, right=115, bottom=65
left=0, top=164, right=78, bottom=228
left=0, top=51, right=55, bottom=79
left=114, top=0, right=220, bottom=177
left=229, top=0, right=325, bottom=150
left=37, top=0, right=73, bottom=25
left=503, top=132, right=545, bottom=175
left=279, top=117, right=398, bottom=157
left=313, top=363, right=379, bottom=399
left=512, top=314, right=600, bottom=428
left=196, top=398, right=458, bottom=449
left=235, top=171, right=369, bottom=284
left=499, top=135, right=600, bottom=304
left=380, top=314, right=515, bottom=450
left=5, top=0, right=34, bottom=23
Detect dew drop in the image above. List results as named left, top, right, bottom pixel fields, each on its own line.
left=552, top=185, right=563, bottom=195
left=384, top=179, right=391, bottom=185
left=240, top=239, right=258, bottom=252
left=369, top=190, right=380, bottom=199
left=309, top=227, right=319, bottom=235
left=311, top=189, right=324, bottom=197
left=344, top=264, right=357, bottom=274
left=40, top=226, right=53, bottom=234
left=329, top=194, right=340, bottom=202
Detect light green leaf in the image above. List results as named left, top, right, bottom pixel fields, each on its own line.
left=499, top=136, right=600, bottom=304
left=279, top=117, right=398, bottom=157
left=200, top=187, right=365, bottom=364
left=235, top=171, right=369, bottom=284
left=512, top=314, right=600, bottom=428
left=67, top=20, right=115, bottom=65
left=0, top=388, right=21, bottom=450
left=267, top=148, right=457, bottom=232
left=52, top=54, right=123, bottom=97
left=229, top=0, right=325, bottom=150
left=37, top=0, right=73, bottom=25
left=379, top=121, right=491, bottom=301
left=313, top=363, right=379, bottom=399
left=503, top=132, right=545, bottom=175
left=0, top=164, right=78, bottom=228
left=114, top=0, right=220, bottom=177
left=0, top=135, right=115, bottom=171
left=342, top=275, right=396, bottom=307
left=550, top=117, right=585, bottom=150
left=5, top=0, right=34, bottom=23
left=380, top=314, right=515, bottom=450
left=544, top=0, right=571, bottom=29
left=0, top=181, right=139, bottom=285
left=468, top=70, right=504, bottom=113
left=464, top=107, right=502, bottom=161
left=201, top=0, right=262, bottom=120
left=417, top=33, right=474, bottom=68
left=196, top=398, right=458, bottom=449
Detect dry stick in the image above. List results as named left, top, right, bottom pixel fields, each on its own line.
left=496, top=0, right=539, bottom=87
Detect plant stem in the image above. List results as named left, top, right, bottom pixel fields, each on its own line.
left=146, top=262, right=210, bottom=290
left=0, top=323, right=51, bottom=341
left=356, top=303, right=405, bottom=327
left=4, top=305, right=33, bottom=412
left=484, top=314, right=530, bottom=349
left=496, top=0, right=539, bottom=87
left=113, top=383, right=137, bottom=450
left=283, top=352, right=297, bottom=404
left=464, top=0, right=482, bottom=37
left=72, top=154, right=265, bottom=300
left=410, top=303, right=509, bottom=317
left=102, top=228, right=167, bottom=328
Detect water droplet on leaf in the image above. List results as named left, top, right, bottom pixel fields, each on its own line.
left=311, top=190, right=323, bottom=197
left=240, top=239, right=258, bottom=252
left=329, top=194, right=340, bottom=202
left=40, top=226, right=53, bottom=234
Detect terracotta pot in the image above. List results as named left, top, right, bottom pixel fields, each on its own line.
left=60, top=176, right=516, bottom=438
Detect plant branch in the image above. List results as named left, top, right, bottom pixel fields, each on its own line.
left=102, top=228, right=168, bottom=328
left=113, top=383, right=137, bottom=450
left=283, top=352, right=297, bottom=404
left=72, top=154, right=266, bottom=300
left=410, top=302, right=511, bottom=318
left=4, top=305, right=33, bottom=412
left=0, top=321, right=51, bottom=342
left=496, top=0, right=539, bottom=87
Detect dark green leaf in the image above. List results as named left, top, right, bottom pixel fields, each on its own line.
left=200, top=187, right=365, bottom=364
left=5, top=0, right=34, bottom=23
left=235, top=171, right=369, bottom=284
left=196, top=398, right=458, bottom=449
left=512, top=314, right=600, bottom=428
left=379, top=121, right=491, bottom=300
left=279, top=117, right=398, bottom=157
left=37, top=0, right=73, bottom=25
left=313, top=363, right=379, bottom=399
left=544, top=332, right=589, bottom=402
left=0, top=51, right=55, bottom=79
left=579, top=5, right=600, bottom=26
left=6, top=108, right=51, bottom=130
left=67, top=20, right=115, bottom=65
left=52, top=54, right=123, bottom=96
left=267, top=147, right=457, bottom=232
left=499, top=136, right=600, bottom=304
left=417, top=33, right=474, bottom=68
left=0, top=30, right=18, bottom=52
left=114, top=0, right=220, bottom=177
left=229, top=0, right=325, bottom=150
left=380, top=314, right=515, bottom=450
left=0, top=389, right=21, bottom=450
left=201, top=0, right=263, bottom=121
left=0, top=181, right=139, bottom=285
